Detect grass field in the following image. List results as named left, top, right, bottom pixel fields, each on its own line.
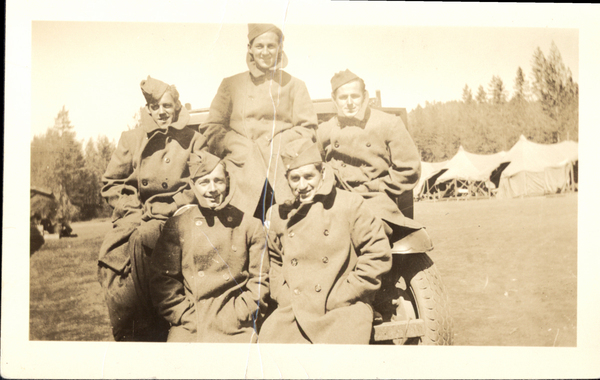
left=29, top=193, right=577, bottom=346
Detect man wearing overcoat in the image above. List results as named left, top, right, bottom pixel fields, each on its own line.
left=98, top=76, right=206, bottom=341
left=317, top=69, right=422, bottom=237
left=259, top=139, right=392, bottom=344
left=149, top=151, right=269, bottom=342
left=203, top=24, right=318, bottom=218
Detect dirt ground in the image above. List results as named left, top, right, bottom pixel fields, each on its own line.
left=29, top=194, right=577, bottom=346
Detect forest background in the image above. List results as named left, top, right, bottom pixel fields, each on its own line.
left=30, top=42, right=578, bottom=222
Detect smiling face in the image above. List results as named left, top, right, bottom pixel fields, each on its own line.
left=248, top=31, right=281, bottom=71
left=193, top=164, right=228, bottom=209
left=333, top=80, right=367, bottom=118
left=287, top=164, right=324, bottom=204
left=148, top=91, right=177, bottom=127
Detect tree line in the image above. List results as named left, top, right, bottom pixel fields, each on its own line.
left=31, top=106, right=116, bottom=222
left=407, top=42, right=578, bottom=162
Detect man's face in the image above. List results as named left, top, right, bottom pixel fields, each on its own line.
left=248, top=31, right=281, bottom=71
left=149, top=92, right=176, bottom=127
left=333, top=80, right=366, bottom=118
left=194, top=164, right=228, bottom=209
left=287, top=164, right=324, bottom=204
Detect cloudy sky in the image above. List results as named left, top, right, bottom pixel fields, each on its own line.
left=29, top=9, right=579, bottom=144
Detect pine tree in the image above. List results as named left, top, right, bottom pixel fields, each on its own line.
left=512, top=67, right=526, bottom=103
left=462, top=84, right=473, bottom=104
left=475, top=85, right=487, bottom=104
left=488, top=76, right=507, bottom=105
left=31, top=106, right=86, bottom=222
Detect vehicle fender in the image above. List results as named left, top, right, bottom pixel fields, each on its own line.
left=390, top=228, right=434, bottom=254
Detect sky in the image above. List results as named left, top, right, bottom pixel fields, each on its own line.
left=31, top=21, right=578, bottom=145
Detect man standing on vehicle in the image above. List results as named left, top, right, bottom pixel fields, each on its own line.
left=317, top=69, right=422, bottom=240
left=259, top=138, right=392, bottom=344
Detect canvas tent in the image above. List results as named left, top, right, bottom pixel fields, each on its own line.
left=418, top=147, right=507, bottom=199
left=495, top=135, right=578, bottom=199
left=415, top=160, right=449, bottom=198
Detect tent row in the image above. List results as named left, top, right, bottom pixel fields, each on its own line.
left=416, top=135, right=578, bottom=200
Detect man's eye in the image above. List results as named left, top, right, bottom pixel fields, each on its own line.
left=351, top=94, right=361, bottom=99
left=150, top=104, right=159, bottom=110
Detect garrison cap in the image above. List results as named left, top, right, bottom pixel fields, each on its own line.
left=330, top=69, right=361, bottom=92
left=188, top=151, right=222, bottom=179
left=281, top=138, right=322, bottom=172
left=248, top=23, right=284, bottom=43
left=140, top=76, right=169, bottom=104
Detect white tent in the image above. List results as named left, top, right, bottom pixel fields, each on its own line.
left=496, top=135, right=578, bottom=199
left=415, top=160, right=448, bottom=197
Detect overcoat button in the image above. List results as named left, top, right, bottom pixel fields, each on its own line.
left=323, top=229, right=329, bottom=236
left=341, top=163, right=346, bottom=167
left=223, top=274, right=229, bottom=281
left=166, top=137, right=172, bottom=143
left=322, top=257, right=329, bottom=264
left=227, top=216, right=233, bottom=222
left=288, top=231, right=295, bottom=238
left=195, top=220, right=203, bottom=226
left=165, top=158, right=170, bottom=163
left=162, top=182, right=168, bottom=189
left=334, top=142, right=340, bottom=148
left=142, top=179, right=148, bottom=186
left=291, top=258, right=298, bottom=266
left=366, top=142, right=371, bottom=147
left=198, top=271, right=204, bottom=277
left=232, top=245, right=237, bottom=252
left=294, top=289, right=300, bottom=295
left=315, top=284, right=322, bottom=292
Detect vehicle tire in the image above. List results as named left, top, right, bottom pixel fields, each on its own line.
left=399, top=253, right=453, bottom=345
left=374, top=253, right=453, bottom=345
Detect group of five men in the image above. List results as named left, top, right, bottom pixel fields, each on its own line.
left=97, top=23, right=421, bottom=344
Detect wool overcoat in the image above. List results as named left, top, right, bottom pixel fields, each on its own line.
left=202, top=60, right=318, bottom=217
left=149, top=183, right=270, bottom=343
left=99, top=107, right=207, bottom=273
left=317, top=106, right=422, bottom=230
left=259, top=166, right=392, bottom=344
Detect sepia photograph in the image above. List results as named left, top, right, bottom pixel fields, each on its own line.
left=4, top=0, right=600, bottom=378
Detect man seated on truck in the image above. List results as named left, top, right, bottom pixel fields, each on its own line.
left=259, top=138, right=391, bottom=344
left=98, top=76, right=206, bottom=342
left=149, top=151, right=269, bottom=343
left=317, top=69, right=422, bottom=240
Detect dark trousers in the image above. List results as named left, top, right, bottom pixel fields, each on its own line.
left=98, top=229, right=169, bottom=342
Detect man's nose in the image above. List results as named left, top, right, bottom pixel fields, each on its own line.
left=159, top=105, right=167, bottom=114
left=207, top=181, right=217, bottom=192
left=298, top=178, right=308, bottom=189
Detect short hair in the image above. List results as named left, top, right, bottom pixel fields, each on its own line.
left=332, top=78, right=366, bottom=98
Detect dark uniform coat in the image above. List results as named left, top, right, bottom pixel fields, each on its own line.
left=149, top=183, right=270, bottom=343
left=259, top=165, right=392, bottom=344
left=99, top=106, right=207, bottom=273
left=318, top=106, right=422, bottom=230
left=203, top=59, right=318, bottom=217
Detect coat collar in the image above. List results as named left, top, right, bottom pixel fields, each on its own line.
left=140, top=105, right=191, bottom=135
